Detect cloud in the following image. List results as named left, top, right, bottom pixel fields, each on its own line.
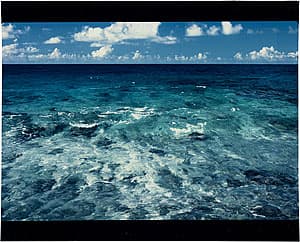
left=3, top=44, right=81, bottom=62
left=49, top=48, right=61, bottom=59
left=206, top=25, right=220, bottom=36
left=28, top=51, right=79, bottom=61
left=185, top=22, right=241, bottom=38
left=288, top=26, right=298, bottom=34
left=74, top=22, right=176, bottom=45
left=247, top=29, right=263, bottom=34
left=90, top=42, right=103, bottom=47
left=197, top=52, right=207, bottom=60
left=234, top=52, right=243, bottom=60
left=117, top=55, right=130, bottom=61
left=185, top=24, right=220, bottom=37
left=28, top=54, right=45, bottom=59
left=233, top=47, right=297, bottom=62
left=2, top=43, right=19, bottom=56
left=2, top=24, right=30, bottom=40
left=186, top=24, right=205, bottom=37
left=287, top=51, right=298, bottom=58
left=217, top=57, right=222, bottom=61
left=2, top=24, right=15, bottom=39
left=91, top=45, right=113, bottom=58
left=151, top=36, right=177, bottom=44
left=2, top=43, right=39, bottom=57
left=24, top=46, right=39, bottom=53
left=173, top=52, right=208, bottom=62
left=221, top=22, right=243, bottom=35
left=44, top=37, right=62, bottom=44
left=248, top=46, right=285, bottom=60
left=132, top=50, right=143, bottom=60
left=175, top=55, right=189, bottom=61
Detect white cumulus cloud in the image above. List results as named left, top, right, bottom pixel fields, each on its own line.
left=132, top=50, right=143, bottom=60
left=287, top=51, right=298, bottom=58
left=248, top=46, right=285, bottom=60
left=91, top=45, right=113, bottom=58
left=221, top=22, right=243, bottom=35
left=175, top=55, right=189, bottom=61
left=24, top=46, right=39, bottom=53
left=2, top=24, right=15, bottom=39
left=2, top=43, right=39, bottom=57
left=49, top=48, right=62, bottom=59
left=197, top=52, right=207, bottom=60
left=2, top=43, right=19, bottom=56
left=186, top=24, right=204, bottom=37
left=74, top=22, right=176, bottom=45
left=2, top=24, right=30, bottom=40
left=207, top=25, right=220, bottom=36
left=151, top=36, right=177, bottom=44
left=234, top=52, right=243, bottom=60
left=90, top=42, right=103, bottom=47
left=44, top=37, right=62, bottom=44
left=234, top=47, right=297, bottom=62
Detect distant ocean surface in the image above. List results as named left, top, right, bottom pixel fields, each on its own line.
left=2, top=64, right=298, bottom=220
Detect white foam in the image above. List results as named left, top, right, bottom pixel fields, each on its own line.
left=97, top=114, right=107, bottom=118
left=170, top=122, right=206, bottom=138
left=231, top=107, right=240, bottom=112
left=86, top=173, right=98, bottom=186
left=102, top=111, right=119, bottom=115
left=131, top=107, right=155, bottom=120
left=69, top=122, right=98, bottom=128
left=5, top=130, right=16, bottom=137
left=8, top=114, right=22, bottom=119
left=196, top=85, right=207, bottom=88
left=131, top=113, right=143, bottom=120
left=117, top=120, right=132, bottom=125
left=224, top=150, right=244, bottom=160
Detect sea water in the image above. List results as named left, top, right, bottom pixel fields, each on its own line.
left=2, top=64, right=298, bottom=220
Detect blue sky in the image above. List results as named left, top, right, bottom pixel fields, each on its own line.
left=2, top=21, right=298, bottom=64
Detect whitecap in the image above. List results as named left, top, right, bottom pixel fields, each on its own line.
left=131, top=107, right=155, bottom=120
left=196, top=85, right=207, bottom=88
left=69, top=122, right=98, bottom=128
left=170, top=122, right=206, bottom=138
left=8, top=114, right=22, bottom=119
left=117, top=120, right=132, bottom=125
left=231, top=107, right=240, bottom=112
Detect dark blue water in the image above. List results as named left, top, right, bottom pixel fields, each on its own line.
left=2, top=64, right=298, bottom=220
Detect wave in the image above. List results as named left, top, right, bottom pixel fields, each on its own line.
left=69, top=122, right=98, bottom=128
left=170, top=122, right=207, bottom=138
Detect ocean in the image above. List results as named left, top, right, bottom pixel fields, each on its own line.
left=2, top=64, right=298, bottom=220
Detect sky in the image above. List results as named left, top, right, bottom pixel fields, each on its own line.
left=2, top=21, right=298, bottom=64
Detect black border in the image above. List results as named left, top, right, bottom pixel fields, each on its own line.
left=1, top=1, right=299, bottom=22
left=1, top=1, right=299, bottom=241
left=1, top=220, right=299, bottom=240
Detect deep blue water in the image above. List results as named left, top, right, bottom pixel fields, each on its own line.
left=2, top=64, right=298, bottom=220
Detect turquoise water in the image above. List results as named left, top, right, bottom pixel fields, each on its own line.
left=2, top=64, right=298, bottom=220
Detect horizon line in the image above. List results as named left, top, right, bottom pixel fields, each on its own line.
left=2, top=63, right=298, bottom=65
